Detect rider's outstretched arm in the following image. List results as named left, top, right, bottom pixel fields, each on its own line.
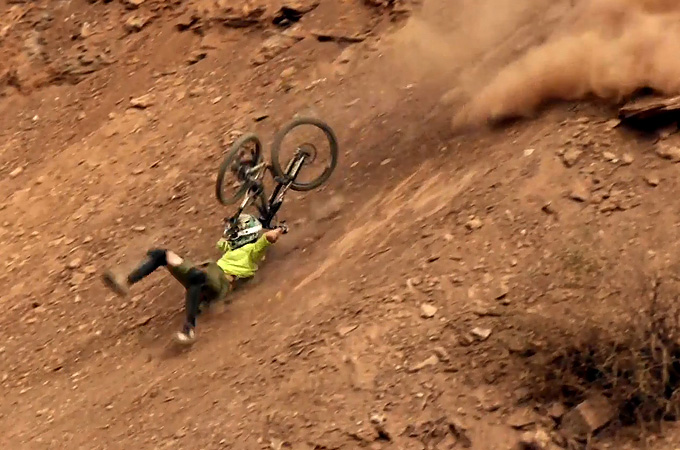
left=264, top=227, right=284, bottom=243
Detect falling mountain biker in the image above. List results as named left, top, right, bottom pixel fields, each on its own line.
left=102, top=214, right=285, bottom=345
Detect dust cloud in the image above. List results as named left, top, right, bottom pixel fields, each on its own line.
left=453, top=0, right=680, bottom=128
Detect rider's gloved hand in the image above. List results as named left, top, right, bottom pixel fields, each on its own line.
left=277, top=222, right=289, bottom=234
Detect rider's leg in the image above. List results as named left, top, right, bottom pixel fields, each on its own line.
left=103, top=248, right=170, bottom=297
left=174, top=266, right=210, bottom=345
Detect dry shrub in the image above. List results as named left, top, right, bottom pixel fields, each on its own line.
left=528, top=279, right=680, bottom=428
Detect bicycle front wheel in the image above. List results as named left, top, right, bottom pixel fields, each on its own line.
left=270, top=117, right=339, bottom=192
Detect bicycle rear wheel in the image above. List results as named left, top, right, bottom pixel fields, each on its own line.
left=270, top=117, right=339, bottom=192
left=215, top=133, right=263, bottom=205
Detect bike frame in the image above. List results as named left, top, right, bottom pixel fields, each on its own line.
left=226, top=149, right=308, bottom=233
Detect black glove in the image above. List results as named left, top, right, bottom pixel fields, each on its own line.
left=277, top=222, right=289, bottom=234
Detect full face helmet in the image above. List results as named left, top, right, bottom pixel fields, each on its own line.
left=227, top=214, right=263, bottom=250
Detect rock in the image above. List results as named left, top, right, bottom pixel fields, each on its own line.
left=132, top=225, right=146, bottom=232
left=123, top=15, right=151, bottom=33
left=335, top=46, right=355, bottom=64
left=644, top=173, right=660, bottom=187
left=523, top=148, right=535, bottom=157
left=9, top=167, right=23, bottom=178
left=220, top=5, right=266, bottom=28
left=432, top=346, right=450, bottom=362
left=621, top=153, right=634, bottom=165
left=492, top=280, right=510, bottom=300
left=252, top=112, right=269, bottom=122
left=465, top=217, right=483, bottom=231
left=122, top=0, right=145, bottom=9
left=560, top=394, right=614, bottom=439
left=518, top=429, right=551, bottom=450
left=311, top=30, right=366, bottom=43
left=420, top=303, right=438, bottom=318
left=602, top=151, right=617, bottom=162
left=470, top=327, right=492, bottom=341
left=175, top=12, right=200, bottom=31
left=337, top=324, right=358, bottom=337
left=67, top=258, right=82, bottom=269
left=547, top=402, right=567, bottom=420
left=568, top=181, right=589, bottom=202
left=187, top=50, right=207, bottom=65
left=280, top=67, right=296, bottom=78
left=129, top=94, right=154, bottom=109
left=272, top=1, right=320, bottom=26
left=252, top=33, right=303, bottom=66
left=655, top=144, right=680, bottom=162
left=83, top=265, right=97, bottom=275
left=561, top=148, right=582, bottom=167
left=369, top=413, right=385, bottom=425
left=407, top=354, right=439, bottom=373
left=605, top=118, right=621, bottom=130
left=70, top=272, right=86, bottom=286
left=506, top=407, right=537, bottom=429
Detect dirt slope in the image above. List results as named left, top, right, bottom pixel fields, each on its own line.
left=4, top=0, right=680, bottom=449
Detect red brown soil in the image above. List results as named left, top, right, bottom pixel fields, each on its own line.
left=4, top=1, right=680, bottom=449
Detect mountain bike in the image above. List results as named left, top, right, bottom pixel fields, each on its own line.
left=215, top=117, right=339, bottom=237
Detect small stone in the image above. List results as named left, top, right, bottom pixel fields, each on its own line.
left=432, top=346, right=450, bottom=362
left=465, top=217, right=483, bottom=231
left=83, top=265, right=97, bottom=275
left=335, top=46, right=354, bottom=64
left=458, top=334, right=475, bottom=346
left=420, top=304, right=438, bottom=318
left=380, top=158, right=392, bottom=166
left=129, top=94, right=154, bottom=108
left=9, top=167, right=23, bottom=178
left=124, top=15, right=150, bottom=33
left=70, top=272, right=86, bottom=286
left=187, top=50, right=207, bottom=65
left=252, top=112, right=269, bottom=122
left=541, top=202, right=556, bottom=215
left=562, top=148, right=583, bottom=167
left=560, top=394, right=614, bottom=439
left=568, top=181, right=589, bottom=202
left=132, top=225, right=146, bottom=232
left=122, top=0, right=145, bottom=8
left=518, top=429, right=551, bottom=450
left=369, top=413, right=385, bottom=425
left=492, top=280, right=510, bottom=300
left=337, top=324, right=358, bottom=337
left=280, top=67, right=296, bottom=78
left=83, top=236, right=93, bottom=243
left=602, top=151, right=617, bottom=162
left=67, top=258, right=82, bottom=269
left=644, top=173, right=660, bottom=187
left=655, top=144, right=680, bottom=162
left=407, top=354, right=439, bottom=372
left=523, top=148, right=535, bottom=157
left=470, top=327, right=492, bottom=341
left=188, top=87, right=206, bottom=97
left=547, top=402, right=567, bottom=420
left=211, top=96, right=222, bottom=104
left=605, top=119, right=620, bottom=130
left=621, top=153, right=634, bottom=165
left=507, top=407, right=537, bottom=429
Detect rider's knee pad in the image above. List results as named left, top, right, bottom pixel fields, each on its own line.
left=186, top=268, right=207, bottom=285
left=146, top=248, right=168, bottom=266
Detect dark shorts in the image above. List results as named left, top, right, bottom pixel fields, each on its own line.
left=167, top=260, right=232, bottom=302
